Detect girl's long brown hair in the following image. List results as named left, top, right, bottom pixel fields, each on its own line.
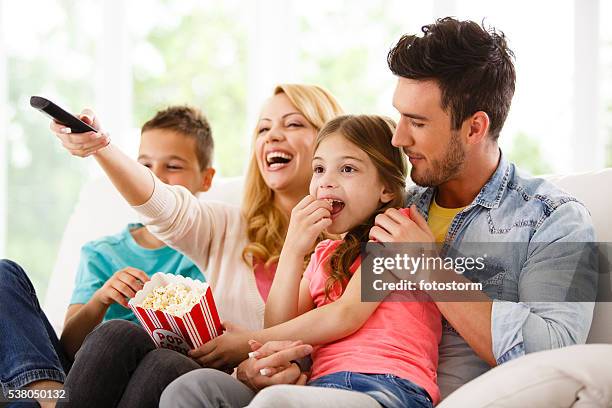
left=315, top=115, right=408, bottom=299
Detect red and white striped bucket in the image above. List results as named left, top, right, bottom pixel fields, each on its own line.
left=128, top=273, right=222, bottom=355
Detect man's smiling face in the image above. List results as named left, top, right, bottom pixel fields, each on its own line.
left=391, top=77, right=466, bottom=187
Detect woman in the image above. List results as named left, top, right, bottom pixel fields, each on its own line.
left=49, top=84, right=343, bottom=407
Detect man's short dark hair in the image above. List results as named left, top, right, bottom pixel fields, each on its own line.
left=387, top=17, right=516, bottom=141
left=141, top=106, right=214, bottom=169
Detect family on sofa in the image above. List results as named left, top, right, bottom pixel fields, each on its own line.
left=1, top=17, right=608, bottom=408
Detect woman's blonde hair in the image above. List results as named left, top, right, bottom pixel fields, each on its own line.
left=242, top=84, right=344, bottom=267
left=315, top=115, right=408, bottom=299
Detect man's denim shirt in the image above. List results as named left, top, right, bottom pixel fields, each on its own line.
left=406, top=153, right=597, bottom=396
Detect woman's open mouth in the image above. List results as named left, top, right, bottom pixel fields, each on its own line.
left=266, top=150, right=294, bottom=171
left=323, top=198, right=345, bottom=220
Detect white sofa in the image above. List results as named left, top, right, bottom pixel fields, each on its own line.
left=44, top=170, right=612, bottom=406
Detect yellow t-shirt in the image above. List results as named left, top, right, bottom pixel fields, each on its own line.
left=427, top=198, right=466, bottom=243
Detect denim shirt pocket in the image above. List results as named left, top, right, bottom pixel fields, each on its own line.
left=486, top=207, right=540, bottom=237
left=474, top=259, right=519, bottom=301
left=452, top=240, right=524, bottom=302
left=480, top=269, right=505, bottom=299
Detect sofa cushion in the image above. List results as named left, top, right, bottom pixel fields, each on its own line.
left=437, top=344, right=612, bottom=407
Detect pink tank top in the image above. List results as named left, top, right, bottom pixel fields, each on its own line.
left=304, top=239, right=442, bottom=404
left=253, top=260, right=276, bottom=302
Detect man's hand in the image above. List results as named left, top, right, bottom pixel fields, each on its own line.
left=369, top=205, right=434, bottom=244
left=367, top=205, right=440, bottom=285
left=189, top=321, right=252, bottom=371
left=237, top=340, right=312, bottom=392
left=92, top=267, right=149, bottom=308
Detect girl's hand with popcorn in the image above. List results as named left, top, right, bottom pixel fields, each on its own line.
left=284, top=195, right=332, bottom=258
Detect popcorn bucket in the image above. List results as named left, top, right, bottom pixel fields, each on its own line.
left=128, top=273, right=222, bottom=355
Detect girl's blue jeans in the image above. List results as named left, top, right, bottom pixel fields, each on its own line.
left=309, top=371, right=433, bottom=408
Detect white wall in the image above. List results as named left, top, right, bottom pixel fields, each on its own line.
left=246, top=0, right=298, bottom=133
left=95, top=0, right=134, bottom=150
left=572, top=0, right=603, bottom=171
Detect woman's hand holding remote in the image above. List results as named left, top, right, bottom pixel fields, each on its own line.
left=49, top=109, right=110, bottom=157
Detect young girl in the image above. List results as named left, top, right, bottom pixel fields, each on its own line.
left=260, top=114, right=442, bottom=407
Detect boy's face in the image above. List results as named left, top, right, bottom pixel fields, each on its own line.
left=138, top=129, right=214, bottom=195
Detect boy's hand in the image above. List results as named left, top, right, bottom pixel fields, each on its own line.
left=49, top=109, right=110, bottom=157
left=189, top=321, right=252, bottom=371
left=92, top=267, right=149, bottom=308
left=285, top=195, right=332, bottom=257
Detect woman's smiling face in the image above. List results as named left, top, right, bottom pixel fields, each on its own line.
left=255, top=93, right=318, bottom=195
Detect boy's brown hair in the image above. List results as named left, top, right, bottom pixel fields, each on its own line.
left=141, top=106, right=214, bottom=169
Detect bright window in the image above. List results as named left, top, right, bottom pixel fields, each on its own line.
left=1, top=0, right=99, bottom=295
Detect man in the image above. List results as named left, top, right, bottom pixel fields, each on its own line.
left=369, top=17, right=596, bottom=398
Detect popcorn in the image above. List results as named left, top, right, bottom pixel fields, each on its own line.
left=128, top=273, right=222, bottom=355
left=140, top=283, right=205, bottom=316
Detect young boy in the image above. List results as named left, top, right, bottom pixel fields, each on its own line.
left=60, top=105, right=216, bottom=358
left=0, top=105, right=214, bottom=407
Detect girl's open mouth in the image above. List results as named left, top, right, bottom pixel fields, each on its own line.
left=324, top=198, right=345, bottom=219
left=266, top=151, right=294, bottom=170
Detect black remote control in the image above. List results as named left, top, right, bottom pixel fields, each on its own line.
left=30, top=96, right=97, bottom=133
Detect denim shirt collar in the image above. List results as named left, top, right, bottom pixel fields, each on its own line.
left=413, top=150, right=510, bottom=217
left=471, top=151, right=511, bottom=209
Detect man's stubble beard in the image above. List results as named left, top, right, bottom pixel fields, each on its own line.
left=411, top=130, right=466, bottom=187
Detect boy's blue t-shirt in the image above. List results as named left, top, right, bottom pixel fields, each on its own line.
left=70, top=223, right=204, bottom=323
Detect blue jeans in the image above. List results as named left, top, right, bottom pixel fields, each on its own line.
left=0, top=259, right=71, bottom=406
left=309, top=371, right=433, bottom=408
